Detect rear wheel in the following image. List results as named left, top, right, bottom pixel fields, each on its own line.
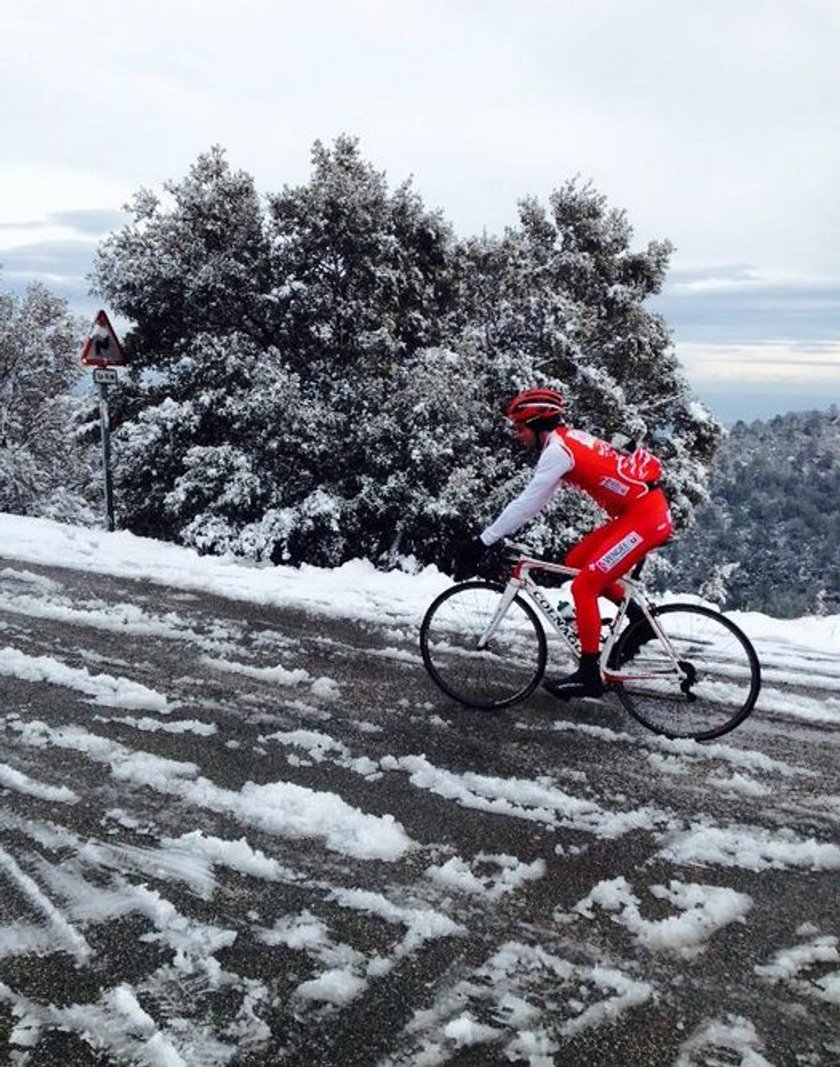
left=419, top=581, right=547, bottom=709
left=611, top=603, right=761, bottom=741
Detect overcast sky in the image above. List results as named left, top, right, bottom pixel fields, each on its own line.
left=1, top=0, right=838, bottom=422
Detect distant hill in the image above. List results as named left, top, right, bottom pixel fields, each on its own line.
left=660, top=405, right=840, bottom=617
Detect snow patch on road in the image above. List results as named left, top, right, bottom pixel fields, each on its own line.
left=202, top=655, right=339, bottom=699
left=380, top=752, right=669, bottom=839
left=755, top=933, right=840, bottom=1006
left=384, top=939, right=653, bottom=1063
left=425, top=853, right=546, bottom=900
left=675, top=1014, right=774, bottom=1066
left=658, top=823, right=840, bottom=871
left=573, top=875, right=752, bottom=957
left=0, top=762, right=77, bottom=803
left=8, top=718, right=415, bottom=861
left=0, top=646, right=170, bottom=712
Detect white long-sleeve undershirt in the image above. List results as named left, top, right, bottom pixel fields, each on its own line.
left=479, top=434, right=573, bottom=545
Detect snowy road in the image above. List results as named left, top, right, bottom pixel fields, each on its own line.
left=0, top=528, right=839, bottom=1065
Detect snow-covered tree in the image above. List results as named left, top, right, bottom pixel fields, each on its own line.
left=263, top=136, right=459, bottom=564
left=663, top=407, right=840, bottom=616
left=107, top=330, right=330, bottom=547
left=92, top=149, right=276, bottom=539
left=91, top=141, right=720, bottom=569
left=93, top=145, right=271, bottom=376
left=445, top=180, right=721, bottom=562
left=93, top=140, right=460, bottom=561
left=0, top=281, right=95, bottom=522
left=265, top=135, right=453, bottom=385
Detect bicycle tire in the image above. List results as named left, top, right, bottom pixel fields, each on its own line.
left=611, top=603, right=761, bottom=741
left=419, top=580, right=547, bottom=709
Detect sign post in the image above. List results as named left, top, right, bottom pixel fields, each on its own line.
left=81, top=311, right=126, bottom=532
left=93, top=368, right=117, bottom=531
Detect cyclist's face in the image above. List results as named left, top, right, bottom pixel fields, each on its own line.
left=514, top=423, right=538, bottom=449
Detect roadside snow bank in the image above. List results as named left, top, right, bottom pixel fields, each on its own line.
left=0, top=513, right=836, bottom=647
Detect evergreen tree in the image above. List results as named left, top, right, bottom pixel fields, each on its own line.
left=446, top=180, right=720, bottom=561
left=262, top=135, right=458, bottom=561
left=91, top=140, right=720, bottom=569
left=92, top=148, right=276, bottom=539
left=94, top=145, right=271, bottom=371
left=102, top=329, right=330, bottom=546
left=0, top=280, right=94, bottom=522
left=266, top=135, right=453, bottom=383
left=662, top=406, right=840, bottom=616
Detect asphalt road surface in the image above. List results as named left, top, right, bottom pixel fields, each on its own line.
left=0, top=557, right=838, bottom=1066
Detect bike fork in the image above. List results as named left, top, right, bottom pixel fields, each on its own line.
left=476, top=580, right=521, bottom=649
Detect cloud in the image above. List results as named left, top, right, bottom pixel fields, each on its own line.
left=1, top=0, right=838, bottom=420
left=653, top=266, right=840, bottom=344
left=0, top=270, right=99, bottom=318
left=659, top=262, right=840, bottom=397
left=675, top=339, right=840, bottom=386
left=0, top=239, right=98, bottom=283
left=0, top=209, right=126, bottom=235
left=0, top=219, right=44, bottom=233
left=47, top=209, right=130, bottom=235
left=691, top=382, right=838, bottom=425
left=1, top=1, right=839, bottom=267
left=677, top=330, right=840, bottom=422
left=0, top=163, right=131, bottom=229
left=0, top=209, right=128, bottom=305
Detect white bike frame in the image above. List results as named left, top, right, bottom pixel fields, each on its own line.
left=476, top=548, right=688, bottom=683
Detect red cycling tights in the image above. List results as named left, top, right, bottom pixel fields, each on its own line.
left=564, top=490, right=672, bottom=654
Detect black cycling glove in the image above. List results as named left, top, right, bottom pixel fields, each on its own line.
left=451, top=535, right=487, bottom=581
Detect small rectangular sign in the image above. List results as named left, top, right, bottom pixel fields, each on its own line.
left=93, top=367, right=119, bottom=385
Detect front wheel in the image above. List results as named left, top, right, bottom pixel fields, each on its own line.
left=611, top=603, right=761, bottom=741
left=419, top=581, right=547, bottom=709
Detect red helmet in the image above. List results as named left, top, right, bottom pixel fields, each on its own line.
left=506, top=387, right=564, bottom=426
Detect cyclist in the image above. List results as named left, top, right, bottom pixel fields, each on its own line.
left=451, top=387, right=673, bottom=699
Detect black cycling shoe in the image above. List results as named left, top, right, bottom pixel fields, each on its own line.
left=608, top=603, right=655, bottom=667
left=543, top=653, right=605, bottom=700
left=619, top=622, right=655, bottom=663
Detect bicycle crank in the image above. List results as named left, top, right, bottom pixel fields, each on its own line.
left=678, top=660, right=698, bottom=701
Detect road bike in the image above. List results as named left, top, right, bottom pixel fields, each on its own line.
left=419, top=543, right=761, bottom=742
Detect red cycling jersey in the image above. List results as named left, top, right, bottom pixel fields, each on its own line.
left=480, top=425, right=672, bottom=654
left=555, top=428, right=662, bottom=517
left=481, top=427, right=662, bottom=543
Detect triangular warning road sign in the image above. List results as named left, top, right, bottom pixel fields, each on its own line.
left=81, top=309, right=126, bottom=367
